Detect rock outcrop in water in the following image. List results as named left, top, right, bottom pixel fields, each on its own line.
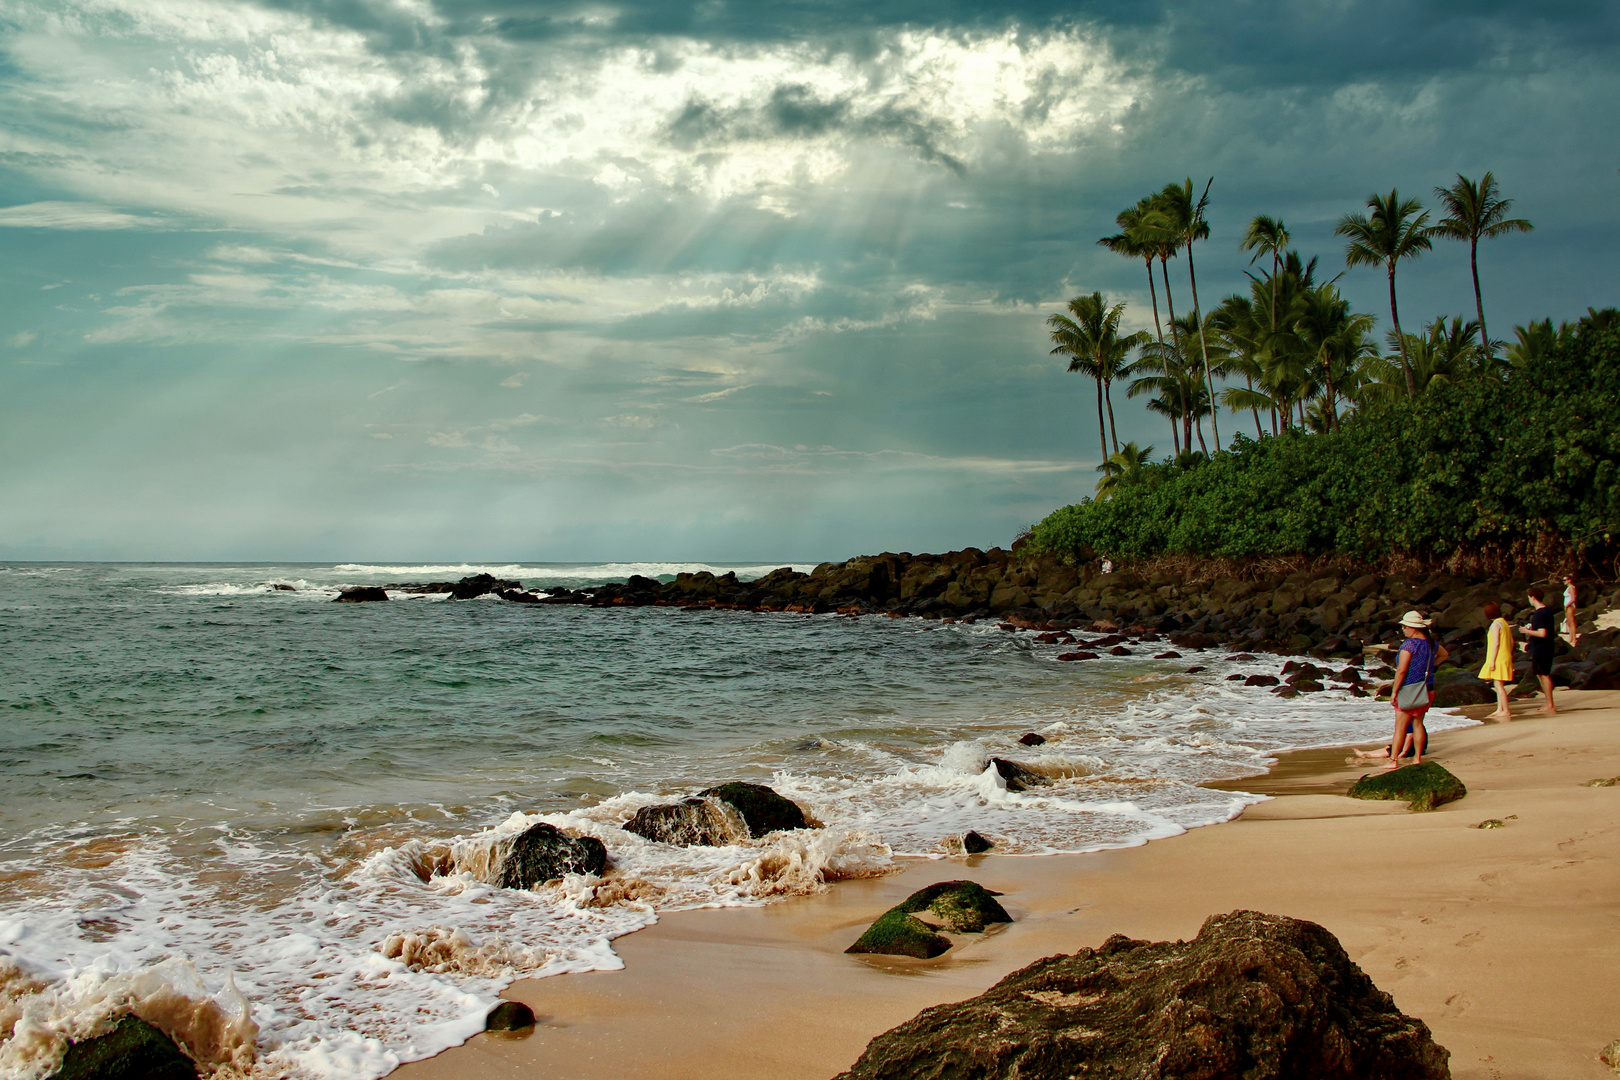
left=837, top=910, right=1451, bottom=1080
left=333, top=586, right=388, bottom=602
left=697, top=782, right=809, bottom=837
left=496, top=823, right=607, bottom=888
left=481, top=549, right=1620, bottom=694
left=846, top=880, right=1012, bottom=959
left=47, top=1014, right=198, bottom=1080
left=622, top=796, right=749, bottom=847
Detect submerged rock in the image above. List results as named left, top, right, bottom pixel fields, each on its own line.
left=989, top=758, right=1048, bottom=792
left=496, top=823, right=607, bottom=889
left=1017, top=732, right=1046, bottom=746
left=1348, top=762, right=1468, bottom=812
left=846, top=880, right=1011, bottom=958
left=333, top=587, right=388, bottom=602
left=836, top=909, right=1451, bottom=1080
left=48, top=1014, right=198, bottom=1080
left=961, top=831, right=993, bottom=854
left=622, top=796, right=748, bottom=847
left=485, top=1001, right=536, bottom=1032
left=697, top=782, right=809, bottom=838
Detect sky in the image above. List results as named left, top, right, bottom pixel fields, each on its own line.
left=1, top=0, right=1617, bottom=562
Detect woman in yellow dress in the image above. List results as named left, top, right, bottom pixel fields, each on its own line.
left=1478, top=602, right=1515, bottom=719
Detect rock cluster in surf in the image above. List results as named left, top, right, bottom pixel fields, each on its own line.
left=623, top=782, right=810, bottom=847
left=836, top=909, right=1451, bottom=1080
left=354, top=551, right=1620, bottom=702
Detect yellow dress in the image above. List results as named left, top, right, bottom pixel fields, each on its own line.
left=1478, top=617, right=1515, bottom=682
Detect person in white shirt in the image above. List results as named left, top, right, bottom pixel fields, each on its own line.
left=1563, top=575, right=1579, bottom=646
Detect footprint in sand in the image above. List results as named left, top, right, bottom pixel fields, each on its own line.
left=1455, top=930, right=1483, bottom=948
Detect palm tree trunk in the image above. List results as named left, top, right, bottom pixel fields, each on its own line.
left=1144, top=258, right=1163, bottom=343
left=1388, top=264, right=1415, bottom=396
left=1470, top=237, right=1489, bottom=354
left=1186, top=240, right=1219, bottom=453
left=1159, top=256, right=1186, bottom=439
left=1194, top=413, right=1208, bottom=456
left=1095, top=379, right=1107, bottom=464
left=1247, top=374, right=1263, bottom=437
left=1169, top=414, right=1181, bottom=457
left=1103, top=378, right=1119, bottom=455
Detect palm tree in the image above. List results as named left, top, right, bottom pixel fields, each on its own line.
left=1239, top=215, right=1289, bottom=325
left=1098, top=204, right=1164, bottom=343
left=1132, top=316, right=1213, bottom=455
left=1095, top=442, right=1156, bottom=498
left=1158, top=178, right=1220, bottom=451
left=1431, top=173, right=1532, bottom=354
left=1048, top=293, right=1148, bottom=459
left=1293, top=285, right=1376, bottom=431
left=1505, top=318, right=1563, bottom=367
left=1336, top=190, right=1433, bottom=397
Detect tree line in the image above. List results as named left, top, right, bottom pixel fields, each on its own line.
left=1047, top=173, right=1538, bottom=477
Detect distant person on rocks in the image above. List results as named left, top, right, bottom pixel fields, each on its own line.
left=1563, top=575, right=1580, bottom=646
left=1101, top=559, right=1114, bottom=575
left=1520, top=587, right=1559, bottom=714
left=1477, top=602, right=1515, bottom=720
left=1386, top=611, right=1444, bottom=769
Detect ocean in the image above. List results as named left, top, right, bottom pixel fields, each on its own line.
left=0, top=562, right=1474, bottom=1078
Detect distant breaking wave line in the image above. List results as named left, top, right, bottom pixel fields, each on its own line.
left=330, top=562, right=820, bottom=580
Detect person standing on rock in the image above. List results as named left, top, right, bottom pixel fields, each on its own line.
left=1563, top=575, right=1580, bottom=647
left=1387, top=611, right=1442, bottom=769
left=1520, top=587, right=1559, bottom=714
left=1478, top=602, right=1515, bottom=720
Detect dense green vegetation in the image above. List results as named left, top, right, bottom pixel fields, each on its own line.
left=1032, top=311, right=1620, bottom=573
left=1037, top=172, right=1617, bottom=575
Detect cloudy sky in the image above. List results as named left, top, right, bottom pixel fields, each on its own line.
left=2, top=0, right=1616, bottom=561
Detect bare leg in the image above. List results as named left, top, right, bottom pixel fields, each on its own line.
left=1488, top=679, right=1511, bottom=719
left=1411, top=717, right=1428, bottom=763
left=1387, top=712, right=1414, bottom=770
left=1537, top=674, right=1557, bottom=714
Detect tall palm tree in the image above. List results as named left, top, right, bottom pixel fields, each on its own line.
left=1239, top=215, right=1289, bottom=325
left=1132, top=314, right=1213, bottom=456
left=1158, top=178, right=1220, bottom=452
left=1095, top=442, right=1156, bottom=498
left=1431, top=173, right=1533, bottom=354
left=1293, top=285, right=1376, bottom=431
left=1336, top=189, right=1432, bottom=397
left=1048, top=293, right=1148, bottom=459
left=1098, top=203, right=1163, bottom=343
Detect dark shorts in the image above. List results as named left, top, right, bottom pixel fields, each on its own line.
left=1531, top=653, right=1554, bottom=677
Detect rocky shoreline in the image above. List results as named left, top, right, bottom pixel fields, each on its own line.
left=337, top=548, right=1620, bottom=704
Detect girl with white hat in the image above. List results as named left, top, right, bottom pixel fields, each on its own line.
left=1387, top=610, right=1448, bottom=769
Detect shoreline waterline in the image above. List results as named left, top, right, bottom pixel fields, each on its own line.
left=394, top=692, right=1620, bottom=1080
left=0, top=561, right=1478, bottom=1078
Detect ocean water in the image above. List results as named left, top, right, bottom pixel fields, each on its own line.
left=0, top=562, right=1476, bottom=1079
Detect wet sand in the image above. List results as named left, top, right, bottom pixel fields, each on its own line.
left=394, top=689, right=1620, bottom=1080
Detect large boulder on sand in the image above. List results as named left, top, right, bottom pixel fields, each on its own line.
left=846, top=881, right=1011, bottom=959
left=47, top=1014, right=198, bottom=1080
left=496, top=823, right=607, bottom=888
left=697, top=782, right=809, bottom=837
left=836, top=910, right=1450, bottom=1080
left=1347, top=762, right=1467, bottom=812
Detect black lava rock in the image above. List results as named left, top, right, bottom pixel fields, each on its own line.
left=497, top=823, right=608, bottom=889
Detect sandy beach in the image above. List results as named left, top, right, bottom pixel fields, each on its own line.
left=395, top=689, right=1620, bottom=1080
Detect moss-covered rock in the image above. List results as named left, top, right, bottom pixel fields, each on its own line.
left=48, top=1014, right=197, bottom=1080
left=846, top=880, right=1012, bottom=957
left=698, top=782, right=809, bottom=837
left=1347, top=762, right=1467, bottom=812
left=896, top=880, right=1011, bottom=933
left=845, top=908, right=951, bottom=959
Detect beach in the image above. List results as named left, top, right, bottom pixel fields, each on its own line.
left=396, top=689, right=1620, bottom=1080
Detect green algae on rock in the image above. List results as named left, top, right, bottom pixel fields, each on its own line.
left=846, top=881, right=1012, bottom=957
left=1347, top=762, right=1467, bottom=811
left=48, top=1014, right=198, bottom=1080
